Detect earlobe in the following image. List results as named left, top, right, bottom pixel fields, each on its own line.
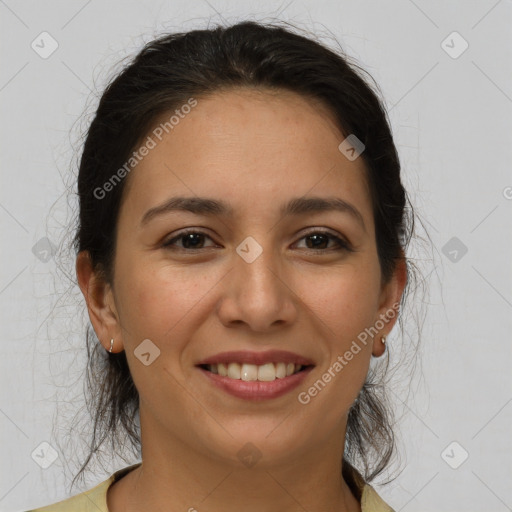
left=372, top=335, right=387, bottom=358
left=76, top=251, right=123, bottom=352
left=372, top=257, right=407, bottom=357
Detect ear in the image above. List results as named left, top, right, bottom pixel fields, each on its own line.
left=372, top=256, right=407, bottom=357
left=76, top=251, right=124, bottom=353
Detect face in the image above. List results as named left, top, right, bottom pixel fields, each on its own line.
left=80, top=88, right=404, bottom=468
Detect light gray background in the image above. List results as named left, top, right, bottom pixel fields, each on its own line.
left=1, top=1, right=511, bottom=511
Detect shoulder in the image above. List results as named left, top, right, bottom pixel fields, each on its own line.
left=25, top=463, right=142, bottom=512
left=344, top=462, right=396, bottom=512
left=25, top=461, right=394, bottom=511
left=361, top=483, right=396, bottom=512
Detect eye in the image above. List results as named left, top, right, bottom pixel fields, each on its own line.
left=162, top=229, right=217, bottom=250
left=294, top=230, right=353, bottom=252
left=162, top=229, right=353, bottom=253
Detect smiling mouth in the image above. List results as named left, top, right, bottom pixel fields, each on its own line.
left=199, top=362, right=310, bottom=382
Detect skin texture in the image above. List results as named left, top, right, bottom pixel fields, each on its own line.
left=77, top=88, right=407, bottom=512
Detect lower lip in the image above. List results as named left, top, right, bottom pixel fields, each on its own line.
left=198, top=366, right=313, bottom=401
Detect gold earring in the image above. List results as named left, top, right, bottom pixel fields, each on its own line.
left=381, top=335, right=386, bottom=345
left=109, top=338, right=114, bottom=353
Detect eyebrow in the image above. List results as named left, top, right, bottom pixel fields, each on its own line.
left=140, top=195, right=366, bottom=231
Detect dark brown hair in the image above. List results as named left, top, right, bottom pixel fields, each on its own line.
left=71, top=20, right=419, bottom=489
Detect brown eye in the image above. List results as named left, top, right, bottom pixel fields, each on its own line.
left=305, top=233, right=330, bottom=249
left=295, top=231, right=353, bottom=252
left=162, top=230, right=216, bottom=250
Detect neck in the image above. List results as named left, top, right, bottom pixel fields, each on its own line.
left=108, top=410, right=361, bottom=512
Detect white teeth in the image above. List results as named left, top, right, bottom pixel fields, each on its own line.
left=257, top=363, right=276, bottom=382
left=241, top=363, right=258, bottom=381
left=275, top=362, right=286, bottom=379
left=227, top=362, right=241, bottom=379
left=206, top=362, right=304, bottom=381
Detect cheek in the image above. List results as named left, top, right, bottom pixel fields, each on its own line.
left=115, top=258, right=215, bottom=343
left=297, top=269, right=381, bottom=419
left=300, top=261, right=382, bottom=342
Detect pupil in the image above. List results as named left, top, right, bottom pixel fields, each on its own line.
left=307, top=234, right=327, bottom=249
left=183, top=233, right=203, bottom=248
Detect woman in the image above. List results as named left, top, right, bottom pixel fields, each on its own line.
left=28, top=20, right=414, bottom=512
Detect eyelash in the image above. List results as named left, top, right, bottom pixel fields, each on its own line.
left=162, top=228, right=353, bottom=253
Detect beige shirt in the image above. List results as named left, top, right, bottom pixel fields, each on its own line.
left=27, top=462, right=395, bottom=511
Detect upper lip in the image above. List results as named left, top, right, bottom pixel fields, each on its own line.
left=196, top=350, right=315, bottom=366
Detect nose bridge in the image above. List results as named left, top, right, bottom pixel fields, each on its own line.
left=217, top=236, right=297, bottom=331
left=237, top=241, right=280, bottom=295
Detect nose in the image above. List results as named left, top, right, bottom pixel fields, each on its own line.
left=216, top=242, right=299, bottom=333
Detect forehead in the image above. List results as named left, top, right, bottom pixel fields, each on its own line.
left=121, top=87, right=372, bottom=222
